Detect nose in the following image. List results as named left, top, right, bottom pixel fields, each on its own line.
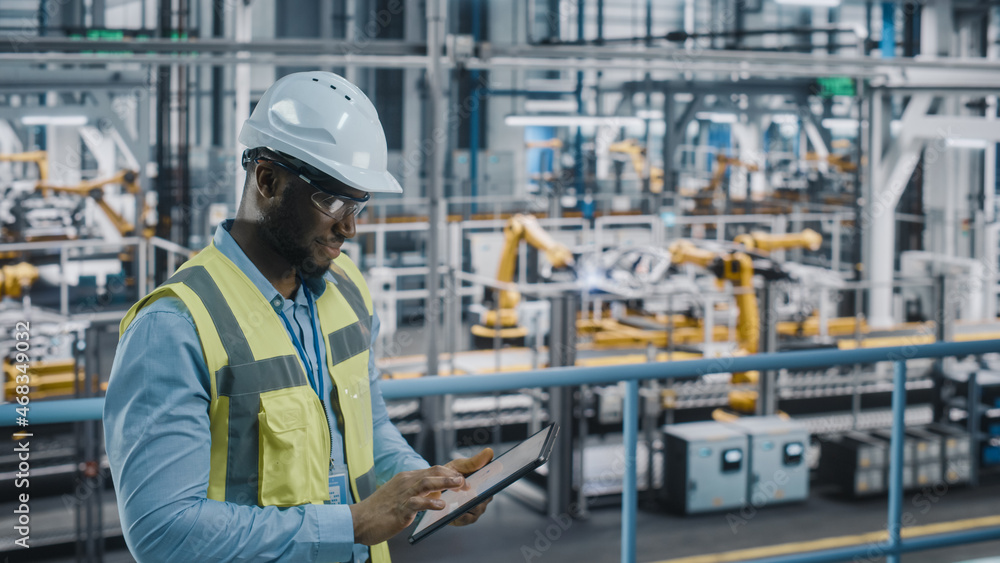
left=335, top=213, right=357, bottom=239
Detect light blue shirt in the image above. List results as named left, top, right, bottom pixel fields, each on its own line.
left=104, top=220, right=428, bottom=563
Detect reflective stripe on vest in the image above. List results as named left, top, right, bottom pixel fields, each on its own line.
left=119, top=244, right=391, bottom=562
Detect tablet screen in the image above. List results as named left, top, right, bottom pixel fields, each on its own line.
left=409, top=424, right=558, bottom=543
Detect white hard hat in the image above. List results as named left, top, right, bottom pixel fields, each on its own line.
left=239, top=71, right=402, bottom=194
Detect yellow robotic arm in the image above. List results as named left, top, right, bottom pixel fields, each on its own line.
left=707, top=154, right=760, bottom=195
left=0, top=150, right=48, bottom=181
left=472, top=214, right=574, bottom=344
left=668, top=241, right=759, bottom=355
left=0, top=262, right=39, bottom=299
left=733, top=228, right=822, bottom=253
left=668, top=240, right=762, bottom=412
left=36, top=169, right=150, bottom=237
left=667, top=240, right=718, bottom=269
left=609, top=139, right=664, bottom=194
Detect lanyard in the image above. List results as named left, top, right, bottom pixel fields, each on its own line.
left=277, top=281, right=325, bottom=398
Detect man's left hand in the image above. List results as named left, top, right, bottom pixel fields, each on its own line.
left=442, top=447, right=493, bottom=527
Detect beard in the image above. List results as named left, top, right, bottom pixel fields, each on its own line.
left=258, top=189, right=330, bottom=281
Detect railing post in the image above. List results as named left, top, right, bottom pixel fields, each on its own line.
left=887, top=360, right=907, bottom=563
left=622, top=378, right=639, bottom=563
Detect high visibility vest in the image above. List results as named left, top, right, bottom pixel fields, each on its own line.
left=120, top=243, right=391, bottom=562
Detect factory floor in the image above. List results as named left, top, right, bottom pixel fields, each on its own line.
left=9, top=478, right=1000, bottom=563
left=10, top=327, right=1000, bottom=562
left=395, top=484, right=1000, bottom=563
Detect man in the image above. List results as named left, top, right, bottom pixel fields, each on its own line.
left=104, top=71, right=492, bottom=562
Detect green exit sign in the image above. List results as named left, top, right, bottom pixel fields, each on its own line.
left=815, top=77, right=856, bottom=98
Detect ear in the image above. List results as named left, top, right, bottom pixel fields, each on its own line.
left=254, top=161, right=281, bottom=200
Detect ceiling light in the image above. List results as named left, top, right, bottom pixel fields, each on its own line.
left=504, top=115, right=645, bottom=128
left=21, top=115, right=88, bottom=126
left=695, top=112, right=738, bottom=124
left=775, top=0, right=841, bottom=7
left=636, top=109, right=664, bottom=120
left=821, top=118, right=859, bottom=131
left=523, top=99, right=579, bottom=113
left=770, top=114, right=799, bottom=125
left=946, top=138, right=990, bottom=149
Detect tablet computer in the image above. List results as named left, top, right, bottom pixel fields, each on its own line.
left=408, top=423, right=559, bottom=544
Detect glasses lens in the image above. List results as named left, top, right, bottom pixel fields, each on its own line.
left=311, top=191, right=365, bottom=220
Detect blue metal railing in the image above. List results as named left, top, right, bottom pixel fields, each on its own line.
left=4, top=340, right=1000, bottom=562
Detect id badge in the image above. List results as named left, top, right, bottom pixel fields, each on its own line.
left=328, top=473, right=349, bottom=505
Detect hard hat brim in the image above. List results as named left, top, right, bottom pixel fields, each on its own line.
left=307, top=150, right=403, bottom=195
left=239, top=123, right=403, bottom=195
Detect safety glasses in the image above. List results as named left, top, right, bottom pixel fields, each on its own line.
left=251, top=156, right=370, bottom=220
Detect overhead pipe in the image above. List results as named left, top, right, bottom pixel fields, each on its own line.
left=0, top=36, right=426, bottom=54
left=531, top=24, right=866, bottom=46
left=485, top=89, right=577, bottom=96
left=6, top=40, right=1000, bottom=77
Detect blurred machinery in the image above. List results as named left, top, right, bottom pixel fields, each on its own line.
left=817, top=424, right=972, bottom=497
left=691, top=154, right=761, bottom=215
left=608, top=139, right=664, bottom=194
left=0, top=150, right=48, bottom=180
left=35, top=169, right=153, bottom=239
left=0, top=262, right=39, bottom=299
left=471, top=213, right=575, bottom=347
left=726, top=416, right=810, bottom=505
left=661, top=421, right=748, bottom=514
left=3, top=166, right=152, bottom=243
left=817, top=431, right=889, bottom=496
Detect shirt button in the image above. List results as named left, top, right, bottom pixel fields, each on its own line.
left=272, top=298, right=282, bottom=308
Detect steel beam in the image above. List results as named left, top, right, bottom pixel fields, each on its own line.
left=0, top=36, right=425, bottom=55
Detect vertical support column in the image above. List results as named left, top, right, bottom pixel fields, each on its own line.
left=573, top=0, right=585, bottom=207
left=967, top=369, right=981, bottom=488
left=621, top=377, right=639, bottom=563
left=867, top=88, right=897, bottom=328
left=887, top=360, right=907, bottom=563
left=832, top=213, right=842, bottom=273
left=78, top=323, right=108, bottom=563
left=662, top=88, right=675, bottom=198
left=547, top=292, right=578, bottom=519
left=469, top=0, right=481, bottom=215
left=420, top=0, right=448, bottom=464
left=60, top=247, right=69, bottom=317
left=425, top=0, right=446, bottom=380
left=137, top=237, right=147, bottom=299
left=931, top=274, right=955, bottom=423
left=448, top=221, right=463, bottom=363
left=233, top=0, right=252, bottom=204
left=344, top=0, right=358, bottom=84
left=756, top=281, right=779, bottom=416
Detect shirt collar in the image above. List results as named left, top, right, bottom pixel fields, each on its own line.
left=213, top=219, right=332, bottom=313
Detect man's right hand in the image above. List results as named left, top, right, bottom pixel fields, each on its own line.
left=348, top=465, right=465, bottom=546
